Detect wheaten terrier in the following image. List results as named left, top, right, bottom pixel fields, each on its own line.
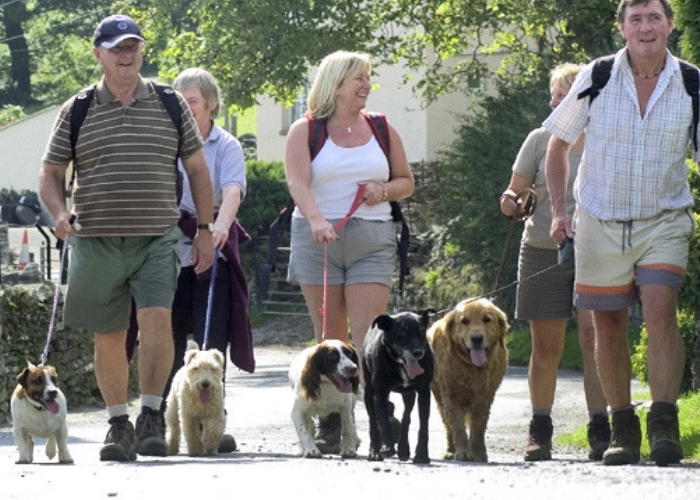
left=165, top=341, right=226, bottom=456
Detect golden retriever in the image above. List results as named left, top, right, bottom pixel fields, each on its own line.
left=428, top=298, right=508, bottom=462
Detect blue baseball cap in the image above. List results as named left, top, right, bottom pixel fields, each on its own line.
left=93, top=14, right=144, bottom=48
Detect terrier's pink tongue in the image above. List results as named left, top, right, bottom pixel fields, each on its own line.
left=44, top=400, right=60, bottom=414
left=199, top=388, right=211, bottom=404
left=470, top=348, right=487, bottom=367
left=405, top=358, right=424, bottom=379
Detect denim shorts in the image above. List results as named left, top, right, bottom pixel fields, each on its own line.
left=287, top=217, right=395, bottom=287
left=63, top=226, right=182, bottom=333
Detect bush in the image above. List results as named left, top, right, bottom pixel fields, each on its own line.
left=236, top=160, right=290, bottom=303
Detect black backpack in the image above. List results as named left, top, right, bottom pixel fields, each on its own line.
left=577, top=55, right=699, bottom=152
left=260, top=112, right=411, bottom=298
left=69, top=82, right=184, bottom=199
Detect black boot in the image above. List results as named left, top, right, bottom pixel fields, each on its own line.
left=315, top=412, right=341, bottom=454
left=647, top=401, right=682, bottom=466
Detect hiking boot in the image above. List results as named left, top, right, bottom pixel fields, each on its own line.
left=647, top=402, right=683, bottom=466
left=218, top=433, right=238, bottom=453
left=523, top=415, right=553, bottom=462
left=100, top=415, right=136, bottom=462
left=315, top=412, right=341, bottom=454
left=602, top=408, right=641, bottom=466
left=587, top=414, right=611, bottom=461
left=135, top=407, right=168, bottom=457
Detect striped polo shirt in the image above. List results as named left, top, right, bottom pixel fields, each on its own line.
left=43, top=76, right=202, bottom=237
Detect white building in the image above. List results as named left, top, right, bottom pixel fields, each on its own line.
left=0, top=106, right=59, bottom=193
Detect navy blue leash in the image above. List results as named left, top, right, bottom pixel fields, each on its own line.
left=202, top=248, right=219, bottom=350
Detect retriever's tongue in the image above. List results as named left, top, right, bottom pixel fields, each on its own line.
left=405, top=358, right=424, bottom=379
left=44, top=400, right=60, bottom=414
left=470, top=348, right=487, bottom=367
left=199, top=388, right=211, bottom=404
left=337, top=377, right=352, bottom=393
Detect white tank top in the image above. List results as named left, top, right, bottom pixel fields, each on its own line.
left=293, top=135, right=392, bottom=220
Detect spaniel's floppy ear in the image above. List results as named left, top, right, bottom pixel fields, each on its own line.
left=300, top=346, right=322, bottom=402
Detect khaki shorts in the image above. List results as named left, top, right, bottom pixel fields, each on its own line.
left=287, top=217, right=395, bottom=287
left=573, top=208, right=693, bottom=310
left=63, top=226, right=182, bottom=333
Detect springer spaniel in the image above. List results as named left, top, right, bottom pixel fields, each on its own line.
left=288, top=339, right=361, bottom=458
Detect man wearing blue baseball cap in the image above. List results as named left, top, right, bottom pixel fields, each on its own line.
left=39, top=14, right=215, bottom=462
left=93, top=14, right=145, bottom=48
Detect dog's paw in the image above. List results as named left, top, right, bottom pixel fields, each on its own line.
left=379, top=444, right=396, bottom=458
left=340, top=449, right=358, bottom=459
left=301, top=448, right=323, bottom=459
left=412, top=453, right=430, bottom=465
left=453, top=449, right=473, bottom=461
left=443, top=451, right=455, bottom=460
left=59, top=458, right=74, bottom=464
left=368, top=450, right=384, bottom=462
left=15, top=458, right=32, bottom=465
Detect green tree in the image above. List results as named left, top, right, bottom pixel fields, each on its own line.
left=132, top=0, right=621, bottom=109
left=673, top=0, right=700, bottom=65
left=0, top=0, right=105, bottom=107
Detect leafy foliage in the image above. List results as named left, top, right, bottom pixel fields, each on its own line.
left=0, top=104, right=25, bottom=127
left=674, top=0, right=700, bottom=65
left=235, top=160, right=289, bottom=294
left=413, top=77, right=551, bottom=314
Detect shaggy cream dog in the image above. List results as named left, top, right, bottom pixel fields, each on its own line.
left=165, top=341, right=226, bottom=456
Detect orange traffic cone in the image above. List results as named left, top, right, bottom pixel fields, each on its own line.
left=17, top=229, right=29, bottom=271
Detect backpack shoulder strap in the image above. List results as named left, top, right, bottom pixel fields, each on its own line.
left=154, top=82, right=184, bottom=155
left=363, top=111, right=391, bottom=159
left=577, top=55, right=615, bottom=106
left=70, top=85, right=96, bottom=160
left=679, top=60, right=700, bottom=152
left=307, top=112, right=327, bottom=161
left=68, top=85, right=96, bottom=189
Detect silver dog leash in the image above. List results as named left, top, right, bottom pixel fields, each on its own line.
left=40, top=218, right=81, bottom=367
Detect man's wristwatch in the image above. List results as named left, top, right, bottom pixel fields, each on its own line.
left=197, top=223, right=214, bottom=232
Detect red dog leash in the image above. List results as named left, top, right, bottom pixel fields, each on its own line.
left=321, top=183, right=368, bottom=339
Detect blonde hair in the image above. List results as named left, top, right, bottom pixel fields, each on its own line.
left=172, top=67, right=223, bottom=119
left=550, top=63, right=583, bottom=90
left=307, top=51, right=372, bottom=120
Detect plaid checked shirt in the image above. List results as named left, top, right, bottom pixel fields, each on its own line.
left=544, top=48, right=699, bottom=221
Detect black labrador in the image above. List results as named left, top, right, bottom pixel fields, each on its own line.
left=362, top=310, right=435, bottom=464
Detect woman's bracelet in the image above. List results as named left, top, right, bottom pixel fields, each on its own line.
left=381, top=183, right=388, bottom=202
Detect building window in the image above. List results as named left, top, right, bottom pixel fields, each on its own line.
left=280, top=79, right=308, bottom=135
